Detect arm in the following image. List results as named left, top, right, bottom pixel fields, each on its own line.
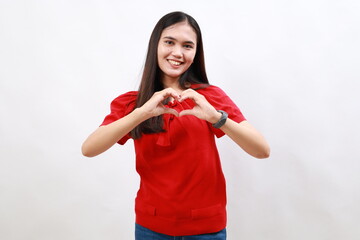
left=81, top=88, right=180, bottom=157
left=81, top=108, right=148, bottom=157
left=179, top=89, right=270, bottom=159
left=220, top=119, right=270, bottom=159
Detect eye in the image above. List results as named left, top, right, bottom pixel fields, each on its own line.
left=184, top=44, right=194, bottom=49
left=165, top=40, right=174, bottom=45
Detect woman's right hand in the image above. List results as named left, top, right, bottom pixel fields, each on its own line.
left=81, top=88, right=180, bottom=157
left=139, top=88, right=180, bottom=118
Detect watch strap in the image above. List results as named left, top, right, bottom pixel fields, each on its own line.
left=212, top=110, right=228, bottom=128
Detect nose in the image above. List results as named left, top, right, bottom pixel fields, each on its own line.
left=171, top=45, right=183, bottom=58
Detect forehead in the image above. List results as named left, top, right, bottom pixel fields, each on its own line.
left=160, top=22, right=197, bottom=42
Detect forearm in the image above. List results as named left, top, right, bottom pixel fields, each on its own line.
left=81, top=108, right=148, bottom=157
left=82, top=88, right=182, bottom=157
left=220, top=119, right=270, bottom=159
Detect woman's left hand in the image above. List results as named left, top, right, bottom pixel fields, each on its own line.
left=179, top=89, right=270, bottom=159
left=178, top=89, right=221, bottom=124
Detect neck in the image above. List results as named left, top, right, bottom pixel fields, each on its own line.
left=162, top=77, right=181, bottom=91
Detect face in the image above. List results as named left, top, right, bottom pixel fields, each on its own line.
left=157, top=21, right=197, bottom=85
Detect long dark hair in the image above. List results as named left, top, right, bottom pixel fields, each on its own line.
left=131, top=11, right=209, bottom=139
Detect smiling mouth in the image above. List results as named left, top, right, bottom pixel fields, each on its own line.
left=168, top=59, right=182, bottom=66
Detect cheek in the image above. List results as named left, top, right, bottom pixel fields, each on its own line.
left=158, top=45, right=171, bottom=57
left=157, top=46, right=162, bottom=58
left=187, top=52, right=196, bottom=64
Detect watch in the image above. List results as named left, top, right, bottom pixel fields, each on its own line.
left=212, top=110, right=228, bottom=128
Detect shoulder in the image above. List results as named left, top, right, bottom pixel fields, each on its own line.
left=192, top=84, right=240, bottom=109
left=191, top=84, right=227, bottom=97
left=109, top=91, right=138, bottom=111
left=111, top=91, right=137, bottom=103
left=101, top=91, right=138, bottom=127
left=114, top=91, right=138, bottom=99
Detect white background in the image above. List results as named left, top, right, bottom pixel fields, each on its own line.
left=1, top=0, right=360, bottom=239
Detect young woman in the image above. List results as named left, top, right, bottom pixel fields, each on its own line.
left=82, top=11, right=270, bottom=240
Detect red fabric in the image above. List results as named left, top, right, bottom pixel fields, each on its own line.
left=101, top=85, right=246, bottom=236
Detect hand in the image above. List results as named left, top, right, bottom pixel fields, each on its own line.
left=178, top=89, right=221, bottom=124
left=140, top=88, right=180, bottom=118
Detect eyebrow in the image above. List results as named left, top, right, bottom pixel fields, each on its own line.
left=163, top=36, right=195, bottom=45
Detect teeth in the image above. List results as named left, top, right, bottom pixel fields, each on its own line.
left=168, top=60, right=181, bottom=66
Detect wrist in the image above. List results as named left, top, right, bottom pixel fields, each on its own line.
left=212, top=110, right=228, bottom=128
left=133, top=107, right=152, bottom=122
left=209, top=111, right=222, bottom=124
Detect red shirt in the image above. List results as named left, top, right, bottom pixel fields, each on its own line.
left=101, top=85, right=246, bottom=236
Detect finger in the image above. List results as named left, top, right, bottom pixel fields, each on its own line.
left=163, top=108, right=179, bottom=117
left=181, top=88, right=195, bottom=94
left=179, top=109, right=196, bottom=117
left=179, top=89, right=201, bottom=102
left=162, top=88, right=181, bottom=100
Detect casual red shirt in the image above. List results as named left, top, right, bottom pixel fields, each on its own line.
left=101, top=84, right=246, bottom=236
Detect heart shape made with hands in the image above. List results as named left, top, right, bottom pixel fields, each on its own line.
left=164, top=98, right=196, bottom=115
left=158, top=88, right=216, bottom=120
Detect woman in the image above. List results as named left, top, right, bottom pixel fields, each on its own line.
left=82, top=11, right=270, bottom=240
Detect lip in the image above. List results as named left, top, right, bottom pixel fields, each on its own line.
left=167, top=59, right=183, bottom=67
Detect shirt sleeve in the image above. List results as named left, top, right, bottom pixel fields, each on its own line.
left=197, top=85, right=246, bottom=138
left=100, top=91, right=137, bottom=145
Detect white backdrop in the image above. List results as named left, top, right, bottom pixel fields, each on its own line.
left=1, top=0, right=360, bottom=239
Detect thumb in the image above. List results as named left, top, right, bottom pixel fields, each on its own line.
left=179, top=109, right=195, bottom=117
left=163, top=108, right=179, bottom=117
